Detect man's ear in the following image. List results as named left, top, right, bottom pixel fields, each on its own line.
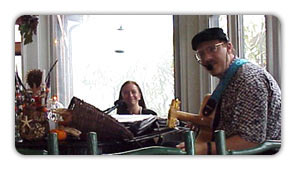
left=226, top=42, right=234, bottom=53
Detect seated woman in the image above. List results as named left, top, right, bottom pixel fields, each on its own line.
left=116, top=81, right=157, bottom=115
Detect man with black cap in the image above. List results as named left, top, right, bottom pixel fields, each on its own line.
left=176, top=27, right=281, bottom=154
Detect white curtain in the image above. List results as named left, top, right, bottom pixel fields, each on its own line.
left=51, top=15, right=81, bottom=107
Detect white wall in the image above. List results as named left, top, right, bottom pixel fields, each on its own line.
left=21, top=15, right=51, bottom=83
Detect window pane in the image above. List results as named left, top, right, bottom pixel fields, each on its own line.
left=243, top=15, right=266, bottom=68
left=15, top=25, right=21, bottom=42
left=15, top=55, right=22, bottom=79
left=15, top=25, right=22, bottom=79
left=218, top=15, right=227, bottom=35
left=209, top=15, right=227, bottom=34
left=71, top=15, right=174, bottom=117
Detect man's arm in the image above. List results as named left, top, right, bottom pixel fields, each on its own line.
left=205, top=135, right=259, bottom=155
left=176, top=135, right=259, bottom=154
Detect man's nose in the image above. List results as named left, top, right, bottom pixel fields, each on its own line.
left=202, top=53, right=213, bottom=63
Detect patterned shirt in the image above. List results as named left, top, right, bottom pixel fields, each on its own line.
left=216, top=59, right=281, bottom=143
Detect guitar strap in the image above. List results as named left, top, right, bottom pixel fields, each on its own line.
left=202, top=58, right=248, bottom=116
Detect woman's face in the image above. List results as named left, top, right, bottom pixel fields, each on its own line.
left=121, top=83, right=141, bottom=106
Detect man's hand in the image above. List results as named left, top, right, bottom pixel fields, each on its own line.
left=185, top=122, right=199, bottom=132
left=176, top=141, right=210, bottom=154
left=176, top=142, right=185, bottom=151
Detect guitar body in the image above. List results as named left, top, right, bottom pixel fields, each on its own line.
left=168, top=94, right=217, bottom=143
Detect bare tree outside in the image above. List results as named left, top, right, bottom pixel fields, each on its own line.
left=243, top=15, right=266, bottom=68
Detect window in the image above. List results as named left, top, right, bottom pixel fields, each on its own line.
left=211, top=15, right=267, bottom=68
left=218, top=15, right=228, bottom=35
left=242, top=15, right=266, bottom=68
left=60, top=15, right=174, bottom=117
left=15, top=25, right=22, bottom=79
left=209, top=15, right=227, bottom=33
left=208, top=15, right=269, bottom=90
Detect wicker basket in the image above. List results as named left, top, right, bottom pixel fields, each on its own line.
left=68, top=97, right=134, bottom=142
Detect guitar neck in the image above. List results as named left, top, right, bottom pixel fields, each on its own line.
left=170, top=110, right=212, bottom=128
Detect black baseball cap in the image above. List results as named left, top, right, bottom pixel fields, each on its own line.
left=191, top=27, right=228, bottom=51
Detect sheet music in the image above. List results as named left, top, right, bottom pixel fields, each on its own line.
left=111, top=114, right=155, bottom=123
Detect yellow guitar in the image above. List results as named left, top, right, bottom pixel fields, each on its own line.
left=167, top=94, right=216, bottom=143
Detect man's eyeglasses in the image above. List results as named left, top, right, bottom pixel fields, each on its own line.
left=194, top=42, right=225, bottom=64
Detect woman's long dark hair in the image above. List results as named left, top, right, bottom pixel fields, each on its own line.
left=116, top=81, right=146, bottom=114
